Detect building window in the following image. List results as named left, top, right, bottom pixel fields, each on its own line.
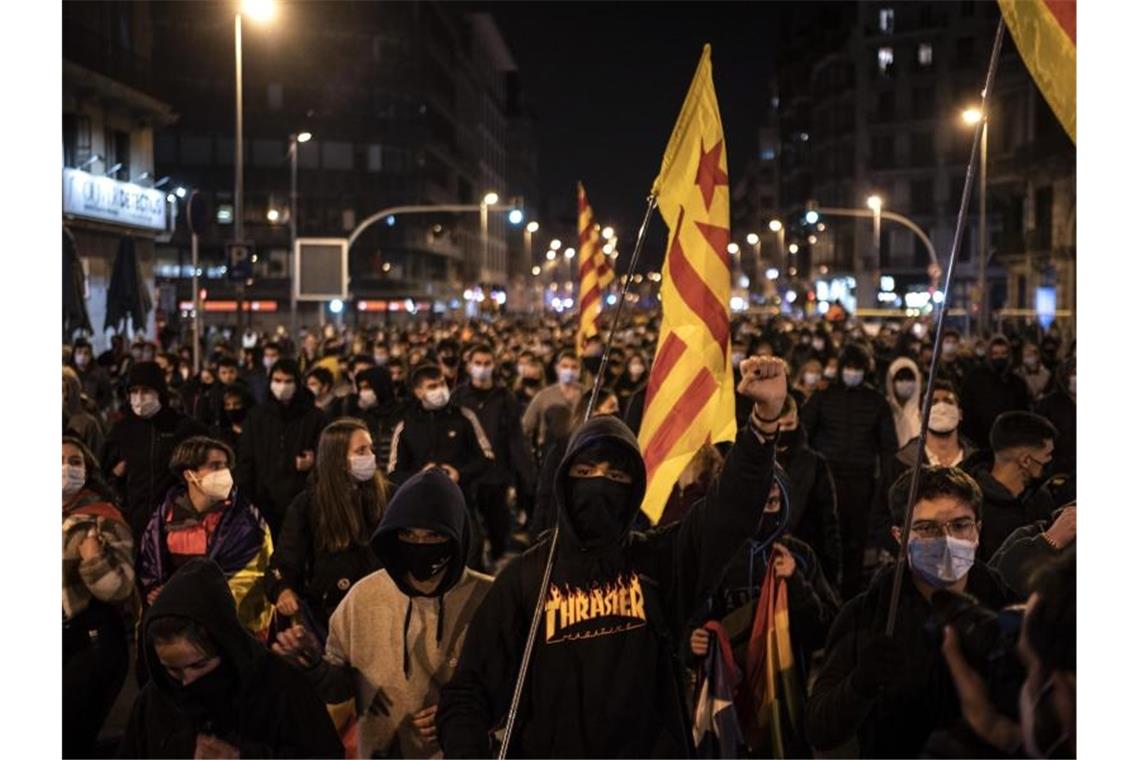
left=876, top=91, right=895, bottom=122
left=910, top=178, right=934, bottom=214
left=63, top=114, right=92, bottom=168
left=105, top=130, right=130, bottom=180
left=871, top=135, right=894, bottom=168
left=911, top=132, right=934, bottom=165
left=367, top=144, right=382, bottom=172
left=918, top=43, right=934, bottom=66
left=879, top=8, right=895, bottom=33
left=877, top=47, right=895, bottom=75
left=912, top=86, right=935, bottom=118
left=322, top=142, right=354, bottom=171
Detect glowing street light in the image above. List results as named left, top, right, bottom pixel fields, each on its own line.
left=174, top=186, right=187, bottom=199
left=727, top=242, right=740, bottom=255
left=545, top=250, right=556, bottom=261
left=788, top=243, right=799, bottom=254
left=508, top=209, right=524, bottom=225
left=531, top=266, right=541, bottom=276
left=296, top=131, right=312, bottom=143
left=266, top=208, right=280, bottom=222
left=241, top=0, right=277, bottom=23
left=866, top=194, right=883, bottom=212
left=564, top=247, right=576, bottom=259
left=745, top=233, right=760, bottom=246
left=550, top=239, right=562, bottom=251
left=526, top=221, right=540, bottom=233
left=482, top=192, right=500, bottom=206
left=805, top=210, right=820, bottom=224
left=768, top=219, right=783, bottom=232
left=601, top=226, right=615, bottom=240
left=962, top=107, right=983, bottom=125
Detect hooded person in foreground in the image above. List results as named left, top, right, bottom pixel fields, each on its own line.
left=272, top=467, right=493, bottom=758
left=118, top=558, right=342, bottom=758
left=436, top=355, right=787, bottom=757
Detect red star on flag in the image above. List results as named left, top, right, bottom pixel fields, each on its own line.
left=694, top=139, right=729, bottom=211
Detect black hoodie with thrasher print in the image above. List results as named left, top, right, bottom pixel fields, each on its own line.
left=438, top=414, right=777, bottom=757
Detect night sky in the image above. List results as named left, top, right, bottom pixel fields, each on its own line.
left=468, top=1, right=779, bottom=271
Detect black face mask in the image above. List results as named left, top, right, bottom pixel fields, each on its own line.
left=394, top=539, right=453, bottom=584
left=224, top=407, right=247, bottom=425
left=169, top=660, right=237, bottom=731
left=567, top=477, right=631, bottom=549
left=991, top=358, right=1010, bottom=374
left=440, top=355, right=459, bottom=368
left=755, top=511, right=782, bottom=544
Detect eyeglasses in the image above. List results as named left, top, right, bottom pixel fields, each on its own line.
left=911, top=518, right=979, bottom=540
left=568, top=463, right=634, bottom=484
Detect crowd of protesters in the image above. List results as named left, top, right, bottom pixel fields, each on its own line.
left=62, top=310, right=1075, bottom=758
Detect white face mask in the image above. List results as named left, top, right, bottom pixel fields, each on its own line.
left=191, top=468, right=233, bottom=502
left=74, top=353, right=91, bottom=369
left=628, top=363, right=646, bottom=379
left=557, top=367, right=580, bottom=385
left=841, top=369, right=864, bottom=387
left=811, top=338, right=825, bottom=352
left=349, top=454, right=377, bottom=482
left=942, top=342, right=958, bottom=359
left=130, top=390, right=161, bottom=419
left=894, top=379, right=917, bottom=400
left=469, top=365, right=494, bottom=384
left=423, top=386, right=450, bottom=410
left=271, top=380, right=296, bottom=403
left=1023, top=355, right=1040, bottom=370
left=928, top=401, right=960, bottom=433
left=802, top=371, right=821, bottom=388
left=263, top=356, right=277, bottom=372
left=823, top=366, right=838, bottom=380
left=63, top=464, right=86, bottom=497
left=358, top=388, right=377, bottom=409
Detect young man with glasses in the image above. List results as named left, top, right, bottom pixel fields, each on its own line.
left=964, top=411, right=1058, bottom=561
left=805, top=466, right=1018, bottom=758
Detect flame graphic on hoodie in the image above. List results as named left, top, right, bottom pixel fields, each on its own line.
left=543, top=574, right=647, bottom=644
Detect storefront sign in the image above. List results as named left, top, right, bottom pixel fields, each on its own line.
left=62, top=168, right=169, bottom=232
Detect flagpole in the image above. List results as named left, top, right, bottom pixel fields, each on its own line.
left=498, top=192, right=657, bottom=758
left=885, top=18, right=1004, bottom=637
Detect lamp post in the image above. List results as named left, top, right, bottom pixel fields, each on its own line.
left=288, top=130, right=311, bottom=336
left=867, top=194, right=883, bottom=308
left=768, top=219, right=785, bottom=276
left=480, top=192, right=499, bottom=285
left=963, top=107, right=988, bottom=332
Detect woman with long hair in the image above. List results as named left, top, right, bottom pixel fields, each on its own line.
left=62, top=436, right=134, bottom=758
left=268, top=418, right=388, bottom=637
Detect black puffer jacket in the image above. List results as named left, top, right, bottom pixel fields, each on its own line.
left=118, top=558, right=342, bottom=758
left=236, top=365, right=325, bottom=535
left=102, top=403, right=210, bottom=538
left=800, top=382, right=898, bottom=468
left=335, top=367, right=405, bottom=469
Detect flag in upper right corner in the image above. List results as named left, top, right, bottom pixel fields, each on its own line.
left=997, top=0, right=1076, bottom=142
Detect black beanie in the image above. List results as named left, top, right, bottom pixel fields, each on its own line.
left=127, top=361, right=167, bottom=393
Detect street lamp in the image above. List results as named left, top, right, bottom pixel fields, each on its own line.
left=480, top=191, right=500, bottom=281
left=234, top=0, right=277, bottom=332
left=745, top=233, right=759, bottom=246
left=288, top=130, right=311, bottom=336
left=962, top=106, right=988, bottom=331
left=867, top=195, right=884, bottom=304
left=564, top=247, right=576, bottom=259
left=727, top=242, right=740, bottom=255
left=549, top=238, right=562, bottom=251
left=789, top=243, right=799, bottom=254
left=768, top=219, right=786, bottom=275
left=545, top=250, right=556, bottom=261
left=601, top=226, right=614, bottom=241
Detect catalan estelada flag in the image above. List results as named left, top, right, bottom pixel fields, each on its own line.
left=998, top=0, right=1076, bottom=142
left=577, top=182, right=605, bottom=353
left=638, top=44, right=736, bottom=524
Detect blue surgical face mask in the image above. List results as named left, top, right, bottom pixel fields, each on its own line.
left=907, top=535, right=976, bottom=587
left=557, top=367, right=580, bottom=385
left=841, top=368, right=864, bottom=387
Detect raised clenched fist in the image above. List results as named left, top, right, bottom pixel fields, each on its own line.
left=736, top=356, right=788, bottom=420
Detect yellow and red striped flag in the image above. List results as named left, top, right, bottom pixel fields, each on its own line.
left=577, top=182, right=605, bottom=353
left=998, top=0, right=1076, bottom=142
left=638, top=44, right=736, bottom=524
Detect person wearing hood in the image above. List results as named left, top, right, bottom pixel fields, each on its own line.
left=338, top=364, right=405, bottom=470
left=885, top=356, right=923, bottom=448
left=801, top=344, right=898, bottom=598
left=306, top=366, right=338, bottom=416
left=102, top=361, right=211, bottom=539
left=236, top=358, right=325, bottom=538
left=246, top=341, right=282, bottom=405
left=267, top=419, right=387, bottom=634
left=805, top=466, right=1018, bottom=757
left=139, top=436, right=275, bottom=644
left=688, top=476, right=841, bottom=756
left=772, top=395, right=842, bottom=587
left=453, top=344, right=537, bottom=564
left=612, top=350, right=649, bottom=415
left=272, top=468, right=494, bottom=759
left=958, top=334, right=1031, bottom=445
left=962, top=411, right=1057, bottom=562
left=119, top=558, right=342, bottom=758
left=212, top=382, right=254, bottom=452
left=63, top=436, right=135, bottom=758
left=63, top=366, right=105, bottom=455
left=387, top=364, right=495, bottom=496
left=436, top=356, right=786, bottom=758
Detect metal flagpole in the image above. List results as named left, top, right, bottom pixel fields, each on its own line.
left=497, top=193, right=657, bottom=758
left=885, top=19, right=1005, bottom=636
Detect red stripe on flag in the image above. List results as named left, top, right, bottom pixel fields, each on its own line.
left=643, top=367, right=718, bottom=478
left=644, top=332, right=687, bottom=412
left=1043, top=0, right=1076, bottom=44
left=668, top=207, right=730, bottom=351
left=580, top=285, right=601, bottom=312
left=694, top=220, right=731, bottom=271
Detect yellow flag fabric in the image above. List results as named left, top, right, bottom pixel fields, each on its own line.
left=998, top=0, right=1076, bottom=142
left=638, top=44, right=736, bottom=524
left=576, top=183, right=604, bottom=353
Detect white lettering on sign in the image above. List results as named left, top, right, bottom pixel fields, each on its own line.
left=62, top=168, right=169, bottom=231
